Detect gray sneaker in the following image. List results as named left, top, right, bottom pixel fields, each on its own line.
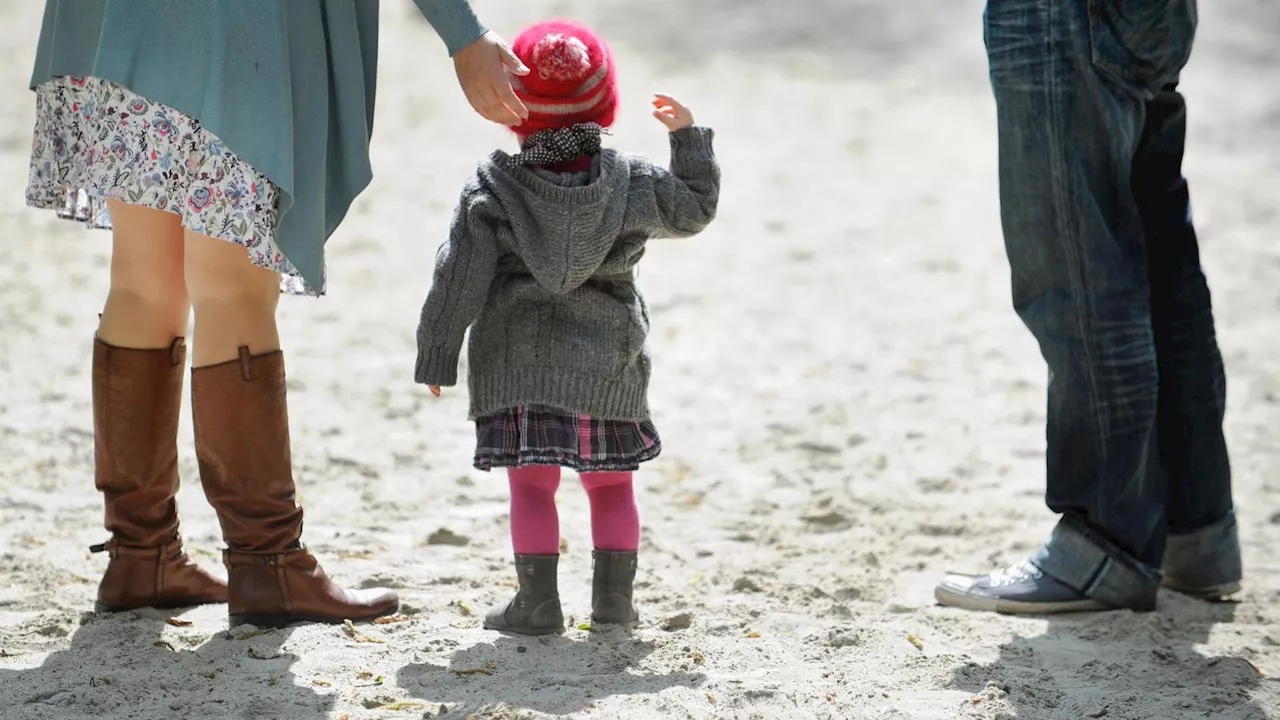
left=935, top=560, right=1112, bottom=614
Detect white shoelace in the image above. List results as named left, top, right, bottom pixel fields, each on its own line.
left=986, top=560, right=1044, bottom=587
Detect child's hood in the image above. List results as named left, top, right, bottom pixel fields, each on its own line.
left=476, top=150, right=631, bottom=295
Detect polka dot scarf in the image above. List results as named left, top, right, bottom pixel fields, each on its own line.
left=511, top=123, right=608, bottom=167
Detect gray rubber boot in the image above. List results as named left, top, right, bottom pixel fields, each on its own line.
left=591, top=549, right=639, bottom=627
left=484, top=554, right=564, bottom=636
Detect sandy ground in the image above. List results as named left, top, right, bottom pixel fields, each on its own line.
left=1, top=1, right=1279, bottom=718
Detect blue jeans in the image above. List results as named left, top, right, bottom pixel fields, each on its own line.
left=984, top=0, right=1239, bottom=609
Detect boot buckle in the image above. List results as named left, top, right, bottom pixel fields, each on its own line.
left=90, top=539, right=122, bottom=559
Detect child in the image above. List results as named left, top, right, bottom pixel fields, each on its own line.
left=415, top=20, right=720, bottom=635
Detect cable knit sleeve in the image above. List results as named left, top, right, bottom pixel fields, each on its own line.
left=411, top=0, right=487, bottom=56
left=639, top=126, right=721, bottom=238
left=414, top=181, right=500, bottom=387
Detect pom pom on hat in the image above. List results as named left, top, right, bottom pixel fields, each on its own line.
left=511, top=20, right=618, bottom=136
left=532, top=33, right=593, bottom=82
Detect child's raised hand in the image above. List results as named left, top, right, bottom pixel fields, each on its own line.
left=429, top=386, right=442, bottom=398
left=652, top=93, right=694, bottom=132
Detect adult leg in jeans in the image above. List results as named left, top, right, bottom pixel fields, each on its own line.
left=1137, top=88, right=1240, bottom=597
left=935, top=0, right=1219, bottom=614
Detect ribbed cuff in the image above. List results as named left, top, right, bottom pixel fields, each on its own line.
left=413, top=0, right=488, bottom=56
left=669, top=126, right=716, bottom=171
left=469, top=369, right=650, bottom=422
left=414, top=346, right=461, bottom=386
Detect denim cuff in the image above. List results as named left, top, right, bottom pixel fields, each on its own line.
left=1164, top=511, right=1241, bottom=590
left=1031, top=515, right=1160, bottom=611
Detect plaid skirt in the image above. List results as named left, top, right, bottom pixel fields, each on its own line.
left=474, top=405, right=661, bottom=472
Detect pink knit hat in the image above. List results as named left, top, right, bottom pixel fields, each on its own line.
left=510, top=20, right=618, bottom=138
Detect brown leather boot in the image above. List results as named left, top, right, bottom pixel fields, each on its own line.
left=191, top=347, right=398, bottom=628
left=91, top=337, right=227, bottom=612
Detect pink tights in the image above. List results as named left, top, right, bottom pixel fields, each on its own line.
left=506, top=466, right=639, bottom=555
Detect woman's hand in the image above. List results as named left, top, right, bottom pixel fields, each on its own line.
left=454, top=31, right=531, bottom=126
left=429, top=386, right=442, bottom=397
left=652, top=93, right=695, bottom=132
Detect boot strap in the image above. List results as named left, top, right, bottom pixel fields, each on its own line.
left=90, top=537, right=184, bottom=560
left=222, top=547, right=309, bottom=614
left=220, top=545, right=310, bottom=569
left=91, top=538, right=186, bottom=599
left=168, top=337, right=186, bottom=367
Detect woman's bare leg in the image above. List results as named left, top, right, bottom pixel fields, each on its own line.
left=99, top=199, right=189, bottom=345
left=182, top=230, right=280, bottom=367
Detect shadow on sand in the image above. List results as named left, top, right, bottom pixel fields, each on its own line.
left=398, top=627, right=705, bottom=716
left=0, top=609, right=331, bottom=720
left=949, top=595, right=1267, bottom=719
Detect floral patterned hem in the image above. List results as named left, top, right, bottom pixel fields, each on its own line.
left=27, top=76, right=322, bottom=296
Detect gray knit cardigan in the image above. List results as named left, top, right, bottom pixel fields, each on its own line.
left=415, top=126, right=719, bottom=420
